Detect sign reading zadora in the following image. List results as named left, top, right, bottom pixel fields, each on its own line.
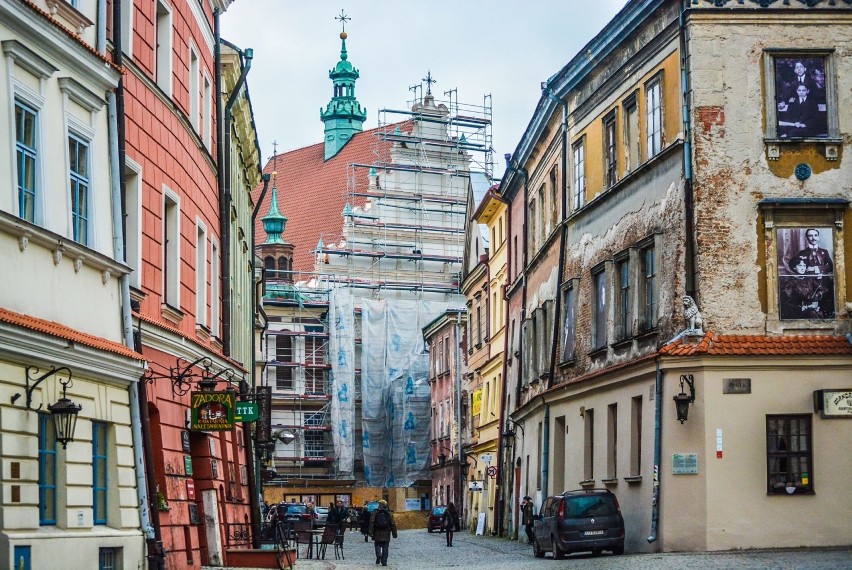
left=190, top=391, right=235, bottom=431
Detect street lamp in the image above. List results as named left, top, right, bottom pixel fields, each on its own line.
left=673, top=374, right=696, bottom=424
left=11, top=366, right=82, bottom=449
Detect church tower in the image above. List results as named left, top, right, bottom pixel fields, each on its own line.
left=320, top=19, right=367, bottom=160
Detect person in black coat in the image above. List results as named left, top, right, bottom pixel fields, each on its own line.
left=328, top=499, right=349, bottom=535
left=778, top=84, right=823, bottom=138
left=358, top=501, right=371, bottom=542
left=441, top=502, right=460, bottom=547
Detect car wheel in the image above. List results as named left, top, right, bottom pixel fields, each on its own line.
left=533, top=539, right=545, bottom=558
left=552, top=537, right=565, bottom=560
left=592, top=548, right=602, bottom=556
left=612, top=543, right=624, bottom=555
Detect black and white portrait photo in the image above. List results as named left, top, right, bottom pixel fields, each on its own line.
left=774, top=57, right=828, bottom=139
left=776, top=227, right=835, bottom=320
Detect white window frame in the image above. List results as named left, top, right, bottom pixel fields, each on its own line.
left=189, top=43, right=199, bottom=131
left=155, top=0, right=173, bottom=96
left=121, top=0, right=134, bottom=59
left=645, top=75, right=663, bottom=159
left=572, top=138, right=585, bottom=211
left=163, top=186, right=180, bottom=309
left=124, top=157, right=143, bottom=288
left=202, top=71, right=212, bottom=149
left=195, top=218, right=208, bottom=327
left=211, top=237, right=220, bottom=336
left=10, top=81, right=47, bottom=225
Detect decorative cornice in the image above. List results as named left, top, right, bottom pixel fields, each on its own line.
left=691, top=0, right=852, bottom=7
left=58, top=76, right=105, bottom=112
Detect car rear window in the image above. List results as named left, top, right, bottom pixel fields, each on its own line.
left=286, top=505, right=307, bottom=514
left=431, top=507, right=446, bottom=516
left=565, top=495, right=617, bottom=518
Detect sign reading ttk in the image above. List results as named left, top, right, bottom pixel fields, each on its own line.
left=190, top=391, right=236, bottom=431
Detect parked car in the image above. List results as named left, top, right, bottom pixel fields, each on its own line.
left=532, top=489, right=624, bottom=559
left=279, top=503, right=313, bottom=526
left=427, top=506, right=447, bottom=533
left=314, top=507, right=329, bottom=527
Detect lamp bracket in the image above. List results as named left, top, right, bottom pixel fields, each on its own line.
left=679, top=374, right=696, bottom=403
left=142, top=356, right=241, bottom=397
left=12, top=366, right=73, bottom=410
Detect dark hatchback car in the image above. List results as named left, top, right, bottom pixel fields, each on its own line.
left=533, top=489, right=625, bottom=559
left=280, top=503, right=313, bottom=525
left=427, top=506, right=447, bottom=532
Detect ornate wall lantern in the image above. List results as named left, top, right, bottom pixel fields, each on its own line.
left=12, top=366, right=82, bottom=448
left=673, top=374, right=696, bottom=424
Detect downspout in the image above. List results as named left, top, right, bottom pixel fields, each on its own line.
left=541, top=396, right=550, bottom=499
left=680, top=0, right=696, bottom=298
left=648, top=358, right=663, bottom=544
left=249, top=172, right=271, bottom=548
left=214, top=10, right=231, bottom=356
left=454, top=312, right=463, bottom=508
left=516, top=166, right=529, bottom=407
left=542, top=86, right=568, bottom=391
left=106, top=1, right=160, bottom=565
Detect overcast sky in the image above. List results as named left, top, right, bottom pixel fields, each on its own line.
left=221, top=0, right=627, bottom=179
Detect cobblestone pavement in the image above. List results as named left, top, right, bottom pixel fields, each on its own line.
left=215, top=529, right=851, bottom=570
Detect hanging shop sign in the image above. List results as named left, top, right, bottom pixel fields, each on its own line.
left=813, top=389, right=852, bottom=418
left=472, top=389, right=482, bottom=416
left=190, top=391, right=236, bottom=431
left=234, top=401, right=259, bottom=422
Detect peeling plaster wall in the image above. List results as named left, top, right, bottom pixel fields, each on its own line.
left=687, top=13, right=852, bottom=333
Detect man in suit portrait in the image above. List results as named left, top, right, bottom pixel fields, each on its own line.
left=778, top=84, right=822, bottom=138
left=794, top=228, right=833, bottom=275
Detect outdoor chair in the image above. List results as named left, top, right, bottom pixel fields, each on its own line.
left=318, top=524, right=338, bottom=559
left=293, top=521, right=313, bottom=558
left=333, top=526, right=346, bottom=559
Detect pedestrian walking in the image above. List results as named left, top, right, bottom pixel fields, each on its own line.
left=328, top=499, right=349, bottom=535
left=359, top=501, right=372, bottom=542
left=521, top=496, right=535, bottom=545
left=442, top=502, right=460, bottom=547
left=369, top=499, right=398, bottom=566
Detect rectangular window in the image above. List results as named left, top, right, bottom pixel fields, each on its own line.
left=604, top=112, right=617, bottom=188
left=528, top=197, right=537, bottom=253
left=163, top=191, right=180, bottom=308
left=189, top=45, right=200, bottom=131
left=155, top=0, right=172, bottom=95
left=203, top=73, right=212, bottom=149
left=768, top=54, right=833, bottom=140
left=536, top=421, right=543, bottom=490
left=196, top=223, right=207, bottom=326
left=776, top=227, right=835, bottom=320
left=616, top=258, right=631, bottom=340
left=584, top=408, right=594, bottom=481
left=124, top=160, right=142, bottom=288
left=92, top=421, right=108, bottom=525
left=630, top=396, right=642, bottom=476
left=69, top=135, right=90, bottom=245
left=275, top=334, right=293, bottom=390
left=15, top=101, right=38, bottom=223
left=623, top=94, right=640, bottom=173
left=646, top=79, right=662, bottom=159
left=38, top=414, right=57, bottom=526
left=572, top=140, right=585, bottom=210
left=549, top=167, right=558, bottom=234
left=211, top=240, right=219, bottom=335
left=766, top=415, right=813, bottom=495
left=537, top=183, right=545, bottom=245
left=561, top=285, right=576, bottom=362
left=593, top=269, right=607, bottom=350
left=476, top=301, right=483, bottom=346
left=607, top=403, right=617, bottom=479
left=640, top=246, right=657, bottom=332
left=99, top=547, right=122, bottom=570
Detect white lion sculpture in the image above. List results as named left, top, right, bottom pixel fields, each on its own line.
left=682, top=295, right=704, bottom=334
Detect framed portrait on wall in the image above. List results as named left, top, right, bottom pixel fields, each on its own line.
left=776, top=227, right=835, bottom=320
left=773, top=56, right=828, bottom=139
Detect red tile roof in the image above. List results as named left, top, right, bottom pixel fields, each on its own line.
left=0, top=307, right=143, bottom=361
left=660, top=331, right=852, bottom=357
left=253, top=123, right=405, bottom=273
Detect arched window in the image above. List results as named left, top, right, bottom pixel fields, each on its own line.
left=278, top=257, right=287, bottom=272
left=264, top=256, right=274, bottom=272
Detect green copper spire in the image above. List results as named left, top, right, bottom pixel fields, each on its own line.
left=261, top=185, right=287, bottom=244
left=321, top=13, right=367, bottom=160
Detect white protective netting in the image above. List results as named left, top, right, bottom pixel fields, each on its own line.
left=329, top=289, right=356, bottom=474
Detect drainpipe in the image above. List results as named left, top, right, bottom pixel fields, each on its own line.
left=454, top=311, right=463, bottom=509
left=541, top=397, right=550, bottom=499
left=648, top=359, right=663, bottom=544
left=542, top=84, right=568, bottom=391
left=214, top=10, right=232, bottom=356
left=249, top=172, right=271, bottom=548
left=106, top=1, right=160, bottom=565
left=680, top=0, right=696, bottom=298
